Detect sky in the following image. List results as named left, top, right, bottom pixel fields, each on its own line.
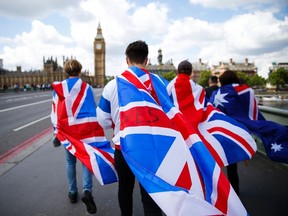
left=0, top=0, right=287, bottom=79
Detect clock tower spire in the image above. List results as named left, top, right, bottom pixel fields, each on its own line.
left=94, top=22, right=105, bottom=87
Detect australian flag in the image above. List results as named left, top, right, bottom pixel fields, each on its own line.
left=117, top=66, right=248, bottom=215
left=51, top=78, right=117, bottom=185
left=167, top=75, right=257, bottom=167
left=212, top=83, right=288, bottom=164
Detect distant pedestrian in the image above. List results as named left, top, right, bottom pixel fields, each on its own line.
left=205, top=75, right=219, bottom=100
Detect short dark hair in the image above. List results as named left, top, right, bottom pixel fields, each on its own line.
left=125, top=40, right=148, bottom=64
left=63, top=59, right=82, bottom=76
left=178, top=60, right=192, bottom=75
left=209, top=76, right=218, bottom=83
left=219, top=70, right=240, bottom=86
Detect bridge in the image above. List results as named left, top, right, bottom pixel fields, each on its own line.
left=0, top=90, right=287, bottom=215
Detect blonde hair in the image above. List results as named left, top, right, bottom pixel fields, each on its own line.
left=63, top=59, right=82, bottom=76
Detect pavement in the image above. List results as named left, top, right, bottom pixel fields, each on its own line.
left=0, top=131, right=288, bottom=216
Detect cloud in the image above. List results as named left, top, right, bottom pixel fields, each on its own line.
left=223, top=11, right=288, bottom=55
left=0, top=20, right=74, bottom=71
left=0, top=0, right=80, bottom=18
left=0, top=0, right=287, bottom=79
left=189, top=0, right=286, bottom=11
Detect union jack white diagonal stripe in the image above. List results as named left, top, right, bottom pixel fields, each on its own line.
left=167, top=75, right=257, bottom=167
left=117, top=66, right=249, bottom=215
left=212, top=83, right=288, bottom=164
left=51, top=78, right=117, bottom=185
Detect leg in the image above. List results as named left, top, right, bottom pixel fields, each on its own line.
left=81, top=161, right=97, bottom=214
left=227, top=163, right=239, bottom=195
left=64, top=148, right=78, bottom=193
left=115, top=149, right=135, bottom=216
left=82, top=163, right=93, bottom=192
left=139, top=184, right=162, bottom=216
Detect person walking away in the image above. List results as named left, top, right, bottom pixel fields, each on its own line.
left=51, top=59, right=97, bottom=214
left=97, top=40, right=162, bottom=216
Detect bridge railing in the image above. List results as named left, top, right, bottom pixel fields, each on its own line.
left=259, top=106, right=288, bottom=125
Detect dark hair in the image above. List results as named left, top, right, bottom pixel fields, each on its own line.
left=125, top=40, right=148, bottom=64
left=178, top=60, right=192, bottom=75
left=209, top=76, right=218, bottom=83
left=219, top=70, right=240, bottom=86
left=63, top=59, right=82, bottom=76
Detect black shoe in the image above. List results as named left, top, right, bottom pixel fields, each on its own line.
left=68, top=191, right=78, bottom=203
left=81, top=190, right=97, bottom=214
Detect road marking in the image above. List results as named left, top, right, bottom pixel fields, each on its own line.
left=13, top=115, right=51, bottom=131
left=0, top=99, right=51, bottom=113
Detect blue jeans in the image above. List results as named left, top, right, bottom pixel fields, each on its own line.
left=64, top=148, right=93, bottom=193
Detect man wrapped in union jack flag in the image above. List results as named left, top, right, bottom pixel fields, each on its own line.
left=210, top=70, right=288, bottom=164
left=51, top=59, right=117, bottom=214
left=97, top=40, right=250, bottom=215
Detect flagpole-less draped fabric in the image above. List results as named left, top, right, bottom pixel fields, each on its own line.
left=212, top=83, right=288, bottom=164
left=117, top=66, right=248, bottom=216
left=51, top=78, right=117, bottom=185
left=167, top=74, right=257, bottom=167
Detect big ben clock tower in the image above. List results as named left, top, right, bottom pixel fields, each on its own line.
left=94, top=23, right=105, bottom=87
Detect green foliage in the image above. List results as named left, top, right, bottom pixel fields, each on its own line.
left=236, top=71, right=266, bottom=87
left=198, top=70, right=211, bottom=87
left=267, top=68, right=288, bottom=89
left=249, top=74, right=266, bottom=87
left=161, top=71, right=177, bottom=81
left=236, top=72, right=249, bottom=84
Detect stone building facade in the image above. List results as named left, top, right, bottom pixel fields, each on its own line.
left=269, top=62, right=288, bottom=74
left=0, top=24, right=105, bottom=90
left=146, top=48, right=176, bottom=74
left=191, top=58, right=210, bottom=83
left=211, top=58, right=257, bottom=77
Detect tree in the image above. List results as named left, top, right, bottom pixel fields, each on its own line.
left=161, top=71, right=177, bottom=81
left=236, top=72, right=266, bottom=87
left=198, top=70, right=211, bottom=87
left=236, top=72, right=249, bottom=85
left=268, top=68, right=288, bottom=90
left=248, top=74, right=266, bottom=88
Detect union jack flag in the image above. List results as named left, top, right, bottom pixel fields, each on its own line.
left=51, top=78, right=117, bottom=185
left=167, top=75, right=257, bottom=167
left=212, top=84, right=288, bottom=164
left=117, top=66, right=248, bottom=215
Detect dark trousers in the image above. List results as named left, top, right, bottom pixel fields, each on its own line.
left=114, top=149, right=162, bottom=216
left=227, top=163, right=239, bottom=195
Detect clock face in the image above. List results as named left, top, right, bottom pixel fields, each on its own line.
left=96, top=43, right=102, bottom=50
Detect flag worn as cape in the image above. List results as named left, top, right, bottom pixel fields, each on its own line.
left=212, top=83, right=288, bottom=164
left=51, top=78, right=117, bottom=185
left=167, top=74, right=257, bottom=167
left=117, top=66, right=248, bottom=216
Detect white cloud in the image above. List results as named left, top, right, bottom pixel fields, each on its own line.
left=223, top=11, right=288, bottom=54
left=189, top=0, right=286, bottom=11
left=0, top=20, right=74, bottom=71
left=0, top=0, right=287, bottom=79
left=0, top=0, right=80, bottom=18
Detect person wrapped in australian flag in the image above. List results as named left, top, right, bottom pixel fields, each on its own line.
left=210, top=70, right=288, bottom=164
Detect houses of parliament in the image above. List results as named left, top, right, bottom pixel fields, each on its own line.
left=0, top=24, right=106, bottom=90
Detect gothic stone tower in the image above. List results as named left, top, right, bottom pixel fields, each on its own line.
left=94, top=23, right=105, bottom=87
